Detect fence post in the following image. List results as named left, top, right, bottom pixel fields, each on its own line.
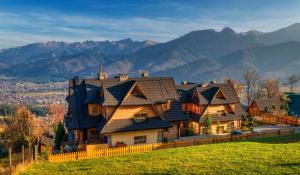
left=22, top=145, right=25, bottom=164
left=9, top=147, right=12, bottom=175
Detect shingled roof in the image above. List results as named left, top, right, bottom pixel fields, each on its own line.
left=177, top=83, right=240, bottom=105
left=66, top=76, right=187, bottom=131
left=251, top=99, right=281, bottom=113
left=101, top=117, right=171, bottom=134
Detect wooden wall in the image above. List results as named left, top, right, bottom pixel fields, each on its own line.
left=111, top=105, right=158, bottom=119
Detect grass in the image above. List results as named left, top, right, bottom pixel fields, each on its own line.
left=23, top=134, right=300, bottom=175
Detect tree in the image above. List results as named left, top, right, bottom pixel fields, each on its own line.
left=280, top=94, right=290, bottom=115
left=243, top=69, right=259, bottom=106
left=3, top=106, right=43, bottom=157
left=284, top=75, right=300, bottom=93
left=241, top=115, right=257, bottom=130
left=201, top=115, right=212, bottom=135
left=263, top=79, right=280, bottom=99
left=54, top=122, right=66, bottom=150
left=47, top=104, right=65, bottom=137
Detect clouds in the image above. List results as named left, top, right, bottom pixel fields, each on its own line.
left=0, top=0, right=300, bottom=48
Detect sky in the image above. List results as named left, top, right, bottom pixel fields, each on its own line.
left=0, top=0, right=300, bottom=48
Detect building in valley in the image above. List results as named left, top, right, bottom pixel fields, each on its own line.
left=64, top=70, right=188, bottom=147
left=176, top=81, right=245, bottom=134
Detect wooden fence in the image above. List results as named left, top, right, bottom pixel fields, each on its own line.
left=257, top=114, right=300, bottom=126
left=48, top=128, right=295, bottom=162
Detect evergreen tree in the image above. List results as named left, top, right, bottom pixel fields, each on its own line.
left=55, top=122, right=66, bottom=150
left=202, top=115, right=212, bottom=135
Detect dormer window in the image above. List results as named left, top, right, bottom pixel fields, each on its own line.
left=162, top=100, right=171, bottom=112
left=134, top=113, right=147, bottom=123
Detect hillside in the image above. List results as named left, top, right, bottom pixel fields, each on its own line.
left=23, top=134, right=300, bottom=175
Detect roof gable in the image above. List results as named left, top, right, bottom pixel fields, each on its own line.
left=121, top=82, right=152, bottom=106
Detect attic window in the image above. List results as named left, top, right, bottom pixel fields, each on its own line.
left=131, top=88, right=141, bottom=96
left=134, top=113, right=147, bottom=123
left=216, top=91, right=225, bottom=100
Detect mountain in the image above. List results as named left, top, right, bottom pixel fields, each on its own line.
left=259, top=23, right=300, bottom=45
left=5, top=50, right=113, bottom=81
left=106, top=27, right=262, bottom=75
left=0, top=39, right=156, bottom=66
left=1, top=23, right=300, bottom=82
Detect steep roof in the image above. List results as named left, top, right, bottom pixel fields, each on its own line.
left=66, top=76, right=186, bottom=130
left=177, top=83, right=240, bottom=105
left=251, top=99, right=281, bottom=112
left=84, top=77, right=179, bottom=106
left=101, top=117, right=171, bottom=134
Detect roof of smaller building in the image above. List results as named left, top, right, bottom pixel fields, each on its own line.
left=100, top=117, right=171, bottom=134
left=251, top=99, right=281, bottom=112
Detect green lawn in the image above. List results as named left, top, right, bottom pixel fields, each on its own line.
left=23, top=134, right=300, bottom=175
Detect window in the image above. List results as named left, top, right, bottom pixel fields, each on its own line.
left=131, top=88, right=141, bottom=96
left=217, top=110, right=226, bottom=116
left=88, top=104, right=101, bottom=116
left=134, top=136, right=147, bottom=144
left=134, top=113, right=147, bottom=123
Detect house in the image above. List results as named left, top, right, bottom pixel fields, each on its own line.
left=248, top=99, right=282, bottom=116
left=176, top=81, right=245, bottom=134
left=64, top=70, right=189, bottom=147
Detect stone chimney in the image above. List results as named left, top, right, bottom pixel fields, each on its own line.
left=141, top=71, right=149, bottom=78
left=98, top=64, right=107, bottom=80
left=118, top=74, right=129, bottom=81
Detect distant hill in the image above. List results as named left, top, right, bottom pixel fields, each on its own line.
left=1, top=23, right=300, bottom=82
left=0, top=39, right=156, bottom=66
left=156, top=41, right=300, bottom=82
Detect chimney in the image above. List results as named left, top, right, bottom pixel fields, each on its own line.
left=210, top=80, right=217, bottom=84
left=199, top=82, right=208, bottom=87
left=118, top=74, right=129, bottom=81
left=181, top=81, right=188, bottom=85
left=98, top=64, right=108, bottom=80
left=141, top=71, right=149, bottom=78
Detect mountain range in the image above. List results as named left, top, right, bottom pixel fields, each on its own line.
left=1, top=23, right=300, bottom=82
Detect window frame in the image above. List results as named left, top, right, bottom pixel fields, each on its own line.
left=134, top=135, right=147, bottom=144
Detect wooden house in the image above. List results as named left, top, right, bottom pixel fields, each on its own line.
left=177, top=81, right=245, bottom=134
left=248, top=99, right=282, bottom=116
left=65, top=71, right=188, bottom=147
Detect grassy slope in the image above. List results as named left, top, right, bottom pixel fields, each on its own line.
left=23, top=134, right=300, bottom=175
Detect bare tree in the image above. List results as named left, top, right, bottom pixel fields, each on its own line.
left=256, top=80, right=265, bottom=100
left=243, top=69, right=259, bottom=106
left=263, top=79, right=280, bottom=99
left=284, top=75, right=300, bottom=93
